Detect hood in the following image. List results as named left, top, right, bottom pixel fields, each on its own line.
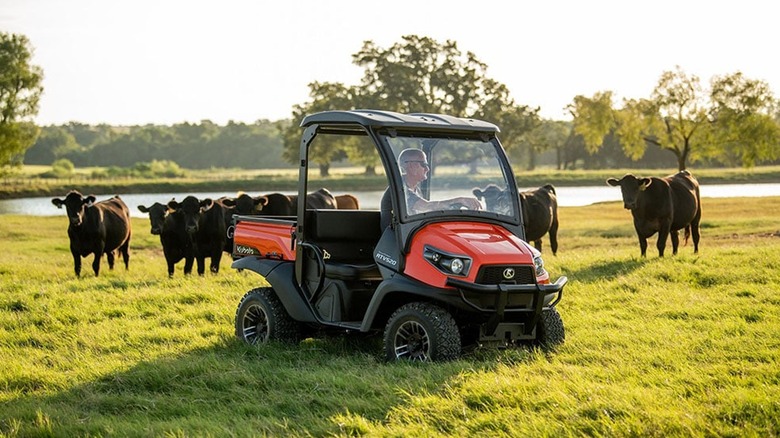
left=409, top=221, right=535, bottom=266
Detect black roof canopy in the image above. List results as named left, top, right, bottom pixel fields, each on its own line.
left=300, top=109, right=500, bottom=133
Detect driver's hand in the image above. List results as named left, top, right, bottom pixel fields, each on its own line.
left=456, top=197, right=482, bottom=210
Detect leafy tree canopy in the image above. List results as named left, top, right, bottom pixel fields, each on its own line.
left=283, top=35, right=539, bottom=176
left=0, top=32, right=43, bottom=171
left=569, top=66, right=779, bottom=170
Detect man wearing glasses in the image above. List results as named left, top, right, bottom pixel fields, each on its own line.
left=379, top=148, right=483, bottom=229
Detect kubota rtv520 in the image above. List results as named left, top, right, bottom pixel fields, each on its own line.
left=231, top=110, right=566, bottom=361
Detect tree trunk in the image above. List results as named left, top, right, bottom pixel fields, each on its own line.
left=526, top=148, right=536, bottom=171
left=319, top=163, right=330, bottom=177
left=364, top=165, right=376, bottom=176
left=677, top=154, right=686, bottom=171
left=676, top=145, right=689, bottom=171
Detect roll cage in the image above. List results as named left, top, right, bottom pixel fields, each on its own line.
left=295, top=109, right=526, bottom=282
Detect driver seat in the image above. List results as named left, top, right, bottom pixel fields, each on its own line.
left=380, top=187, right=393, bottom=230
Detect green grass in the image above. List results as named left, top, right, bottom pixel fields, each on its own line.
left=1, top=197, right=780, bottom=436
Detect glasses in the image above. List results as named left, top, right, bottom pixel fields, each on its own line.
left=404, top=160, right=429, bottom=168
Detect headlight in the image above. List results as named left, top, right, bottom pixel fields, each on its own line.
left=423, top=246, right=471, bottom=276
left=449, top=258, right=464, bottom=274
left=533, top=255, right=546, bottom=277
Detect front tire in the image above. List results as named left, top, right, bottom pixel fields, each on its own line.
left=235, top=288, right=301, bottom=344
left=384, top=302, right=461, bottom=361
left=535, top=307, right=565, bottom=349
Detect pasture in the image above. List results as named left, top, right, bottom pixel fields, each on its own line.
left=1, top=197, right=779, bottom=436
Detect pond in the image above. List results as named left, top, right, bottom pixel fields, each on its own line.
left=3, top=183, right=780, bottom=217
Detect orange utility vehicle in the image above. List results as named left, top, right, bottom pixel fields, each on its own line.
left=231, top=110, right=567, bottom=361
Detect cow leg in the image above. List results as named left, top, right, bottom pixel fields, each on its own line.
left=196, top=257, right=206, bottom=276
left=72, top=250, right=82, bottom=277
left=549, top=218, right=559, bottom=256
left=106, top=251, right=115, bottom=270
left=534, top=239, right=543, bottom=253
left=638, top=235, right=648, bottom=257
left=167, top=257, right=175, bottom=278
left=634, top=221, right=648, bottom=257
left=210, top=250, right=223, bottom=274
left=657, top=224, right=670, bottom=257
left=120, top=238, right=130, bottom=269
left=184, top=256, right=194, bottom=275
left=670, top=229, right=680, bottom=255
left=92, top=252, right=102, bottom=276
left=691, top=210, right=702, bottom=254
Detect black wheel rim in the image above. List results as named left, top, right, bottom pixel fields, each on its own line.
left=393, top=320, right=430, bottom=361
left=242, top=303, right=269, bottom=344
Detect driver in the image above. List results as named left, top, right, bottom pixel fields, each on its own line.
left=397, top=148, right=482, bottom=214
left=379, top=149, right=483, bottom=229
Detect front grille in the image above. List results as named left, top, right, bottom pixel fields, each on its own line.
left=476, top=265, right=536, bottom=285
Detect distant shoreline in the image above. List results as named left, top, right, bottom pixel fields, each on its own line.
left=3, top=166, right=780, bottom=200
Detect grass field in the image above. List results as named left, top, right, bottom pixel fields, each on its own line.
left=1, top=197, right=779, bottom=436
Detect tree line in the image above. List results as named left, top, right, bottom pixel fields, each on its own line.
left=23, top=120, right=288, bottom=170
left=2, top=32, right=780, bottom=176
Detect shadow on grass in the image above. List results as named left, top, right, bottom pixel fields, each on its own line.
left=1, top=335, right=537, bottom=436
left=563, top=257, right=649, bottom=284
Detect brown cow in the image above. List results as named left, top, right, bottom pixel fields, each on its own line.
left=607, top=170, right=701, bottom=257
left=473, top=184, right=559, bottom=255
left=335, top=194, right=360, bottom=210
left=52, top=191, right=132, bottom=277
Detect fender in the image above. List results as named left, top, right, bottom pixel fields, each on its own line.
left=231, top=257, right=317, bottom=323
left=359, top=275, right=473, bottom=332
left=232, top=256, right=285, bottom=277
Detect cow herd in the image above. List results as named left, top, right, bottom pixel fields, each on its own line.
left=51, top=171, right=702, bottom=278
left=51, top=188, right=352, bottom=277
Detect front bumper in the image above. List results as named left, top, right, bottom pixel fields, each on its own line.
left=445, top=276, right=567, bottom=336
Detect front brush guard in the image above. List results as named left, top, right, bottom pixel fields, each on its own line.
left=445, top=276, right=567, bottom=335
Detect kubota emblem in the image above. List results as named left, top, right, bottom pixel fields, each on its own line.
left=503, top=268, right=515, bottom=280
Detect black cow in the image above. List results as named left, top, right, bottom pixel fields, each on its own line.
left=138, top=202, right=194, bottom=277
left=221, top=193, right=269, bottom=216
left=473, top=184, right=559, bottom=255
left=51, top=191, right=132, bottom=277
left=607, top=170, right=701, bottom=257
left=220, top=193, right=269, bottom=253
left=257, top=188, right=338, bottom=216
left=520, top=185, right=559, bottom=255
left=167, top=196, right=227, bottom=275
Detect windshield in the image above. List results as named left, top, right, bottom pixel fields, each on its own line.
left=383, top=133, right=518, bottom=221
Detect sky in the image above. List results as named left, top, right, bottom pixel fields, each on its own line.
left=1, top=0, right=777, bottom=126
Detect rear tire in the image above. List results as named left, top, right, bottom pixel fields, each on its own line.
left=535, top=307, right=565, bottom=349
left=384, top=302, right=461, bottom=361
left=235, top=287, right=301, bottom=345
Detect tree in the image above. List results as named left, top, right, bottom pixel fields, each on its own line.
left=24, top=126, right=80, bottom=164
left=516, top=119, right=570, bottom=171
left=0, top=33, right=44, bottom=171
left=280, top=81, right=360, bottom=177
left=284, top=35, right=538, bottom=176
left=708, top=72, right=780, bottom=167
left=569, top=66, right=780, bottom=170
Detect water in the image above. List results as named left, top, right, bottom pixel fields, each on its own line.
left=4, top=184, right=780, bottom=217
